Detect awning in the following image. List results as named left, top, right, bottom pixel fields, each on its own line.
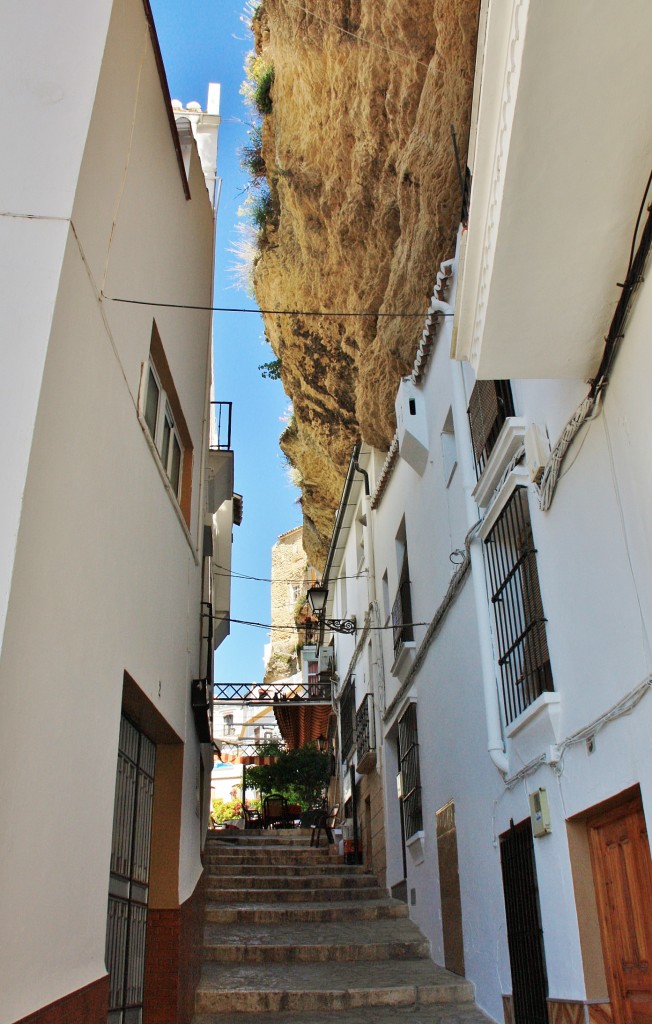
left=274, top=704, right=332, bottom=750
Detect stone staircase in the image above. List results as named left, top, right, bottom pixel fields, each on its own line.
left=192, top=829, right=491, bottom=1024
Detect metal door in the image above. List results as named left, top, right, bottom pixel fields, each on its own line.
left=105, top=716, right=156, bottom=1024
left=500, top=818, right=549, bottom=1024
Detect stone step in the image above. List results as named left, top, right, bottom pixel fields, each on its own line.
left=192, top=1006, right=492, bottom=1024
left=194, top=960, right=475, bottom=1014
left=206, top=862, right=368, bottom=878
left=204, top=848, right=338, bottom=863
left=206, top=885, right=386, bottom=904
left=205, top=898, right=409, bottom=926
left=205, top=874, right=379, bottom=891
left=205, top=831, right=314, bottom=846
left=202, top=919, right=430, bottom=964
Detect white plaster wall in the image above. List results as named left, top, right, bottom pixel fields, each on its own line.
left=358, top=258, right=652, bottom=1015
left=0, top=0, right=114, bottom=653
left=0, top=0, right=216, bottom=1017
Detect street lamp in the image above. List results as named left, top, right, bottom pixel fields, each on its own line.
left=306, top=585, right=357, bottom=635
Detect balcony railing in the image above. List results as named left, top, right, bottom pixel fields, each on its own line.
left=355, top=693, right=375, bottom=772
left=467, top=379, right=515, bottom=479
left=210, top=401, right=232, bottom=452
left=391, top=577, right=414, bottom=655
left=213, top=679, right=332, bottom=706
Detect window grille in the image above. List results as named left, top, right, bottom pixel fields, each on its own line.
left=467, top=379, right=515, bottom=479
left=392, top=555, right=414, bottom=655
left=484, top=486, right=553, bottom=725
left=398, top=703, right=422, bottom=839
left=355, top=693, right=375, bottom=763
left=340, top=677, right=356, bottom=761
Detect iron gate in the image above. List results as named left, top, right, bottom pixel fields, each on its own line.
left=499, top=818, right=548, bottom=1024
left=106, top=716, right=156, bottom=1024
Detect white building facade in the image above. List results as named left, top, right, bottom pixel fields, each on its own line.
left=326, top=3, right=652, bottom=1023
left=0, top=3, right=234, bottom=1023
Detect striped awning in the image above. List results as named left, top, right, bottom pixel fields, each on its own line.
left=274, top=703, right=332, bottom=750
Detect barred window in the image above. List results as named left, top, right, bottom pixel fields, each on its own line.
left=340, top=677, right=356, bottom=761
left=398, top=703, right=422, bottom=840
left=392, top=551, right=414, bottom=655
left=484, top=486, right=553, bottom=725
left=467, top=379, right=515, bottom=479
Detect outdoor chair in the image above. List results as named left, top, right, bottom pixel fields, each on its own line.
left=262, top=794, right=293, bottom=829
left=310, top=802, right=341, bottom=847
left=243, top=806, right=261, bottom=830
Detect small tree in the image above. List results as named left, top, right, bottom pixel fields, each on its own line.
left=246, top=742, right=330, bottom=809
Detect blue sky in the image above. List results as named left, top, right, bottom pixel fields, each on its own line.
left=150, top=0, right=301, bottom=683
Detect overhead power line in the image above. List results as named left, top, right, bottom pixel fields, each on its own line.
left=214, top=567, right=367, bottom=584
left=216, top=616, right=430, bottom=632
left=105, top=295, right=453, bottom=318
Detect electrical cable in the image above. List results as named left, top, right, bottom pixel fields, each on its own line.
left=214, top=615, right=431, bottom=631
left=213, top=565, right=367, bottom=584
left=537, top=169, right=652, bottom=511
left=104, top=294, right=453, bottom=318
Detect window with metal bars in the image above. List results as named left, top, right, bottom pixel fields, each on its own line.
left=340, top=676, right=356, bottom=761
left=355, top=693, right=375, bottom=764
left=467, top=379, right=515, bottom=479
left=391, top=552, right=414, bottom=655
left=398, top=703, right=423, bottom=839
left=484, top=486, right=553, bottom=725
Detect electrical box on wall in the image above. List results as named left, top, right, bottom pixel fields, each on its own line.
left=529, top=787, right=552, bottom=837
left=395, top=377, right=429, bottom=476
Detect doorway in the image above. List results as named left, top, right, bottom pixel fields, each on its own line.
left=436, top=801, right=465, bottom=976
left=588, top=792, right=652, bottom=1024
left=106, top=716, right=156, bottom=1024
left=499, top=818, right=549, bottom=1024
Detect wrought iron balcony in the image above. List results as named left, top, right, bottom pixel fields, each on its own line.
left=355, top=693, right=376, bottom=773
left=210, top=401, right=232, bottom=452
left=213, top=679, right=333, bottom=706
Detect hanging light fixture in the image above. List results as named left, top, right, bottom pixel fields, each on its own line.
left=306, top=585, right=356, bottom=635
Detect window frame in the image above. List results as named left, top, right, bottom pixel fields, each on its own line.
left=138, top=322, right=194, bottom=527
left=144, top=362, right=184, bottom=500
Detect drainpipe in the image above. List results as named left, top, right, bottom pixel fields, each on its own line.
left=431, top=294, right=509, bottom=777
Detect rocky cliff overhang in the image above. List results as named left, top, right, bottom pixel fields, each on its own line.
left=251, top=0, right=479, bottom=562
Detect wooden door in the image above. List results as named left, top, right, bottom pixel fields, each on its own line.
left=588, top=795, right=652, bottom=1024
left=436, top=802, right=465, bottom=977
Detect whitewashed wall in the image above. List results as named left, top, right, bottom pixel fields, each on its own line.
left=0, top=1, right=216, bottom=1019
left=332, top=243, right=652, bottom=1020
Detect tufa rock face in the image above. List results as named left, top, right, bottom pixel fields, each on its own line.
left=264, top=526, right=307, bottom=685
left=252, top=0, right=479, bottom=563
